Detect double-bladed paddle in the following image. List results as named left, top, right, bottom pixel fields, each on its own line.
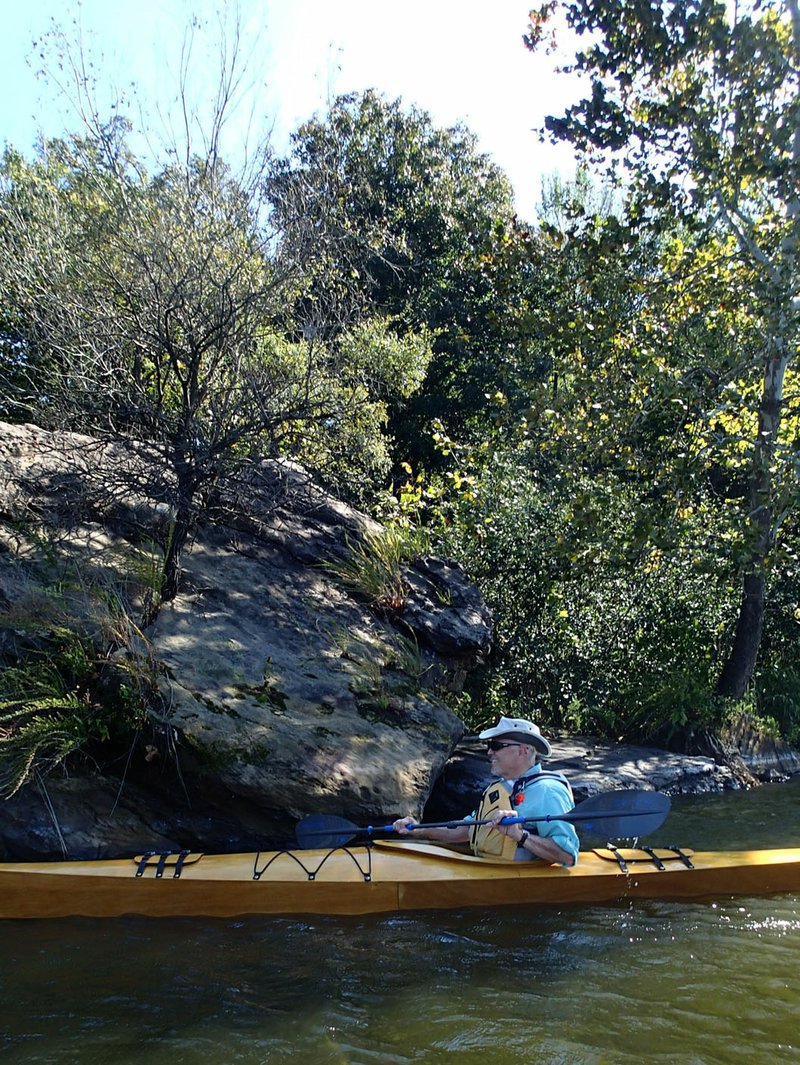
left=296, top=789, right=670, bottom=850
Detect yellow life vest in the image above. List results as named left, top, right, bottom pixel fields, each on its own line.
left=469, top=783, right=519, bottom=860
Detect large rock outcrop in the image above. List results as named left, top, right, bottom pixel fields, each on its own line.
left=0, top=422, right=491, bottom=858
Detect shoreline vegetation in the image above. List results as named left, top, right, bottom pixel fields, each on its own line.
left=1, top=421, right=798, bottom=863
left=3, top=2, right=800, bottom=856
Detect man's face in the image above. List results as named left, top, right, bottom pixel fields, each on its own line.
left=485, top=738, right=532, bottom=777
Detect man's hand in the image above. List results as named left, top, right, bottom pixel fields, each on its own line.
left=392, top=816, right=419, bottom=836
left=487, top=810, right=524, bottom=842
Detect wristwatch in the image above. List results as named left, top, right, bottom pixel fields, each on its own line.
left=518, top=831, right=529, bottom=849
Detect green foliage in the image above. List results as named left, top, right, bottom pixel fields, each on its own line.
left=527, top=0, right=800, bottom=699
left=268, top=89, right=532, bottom=470
left=0, top=627, right=148, bottom=798
left=336, top=318, right=433, bottom=401
left=276, top=319, right=433, bottom=503
left=4, top=22, right=800, bottom=753
left=750, top=548, right=800, bottom=745
left=436, top=446, right=740, bottom=743
left=415, top=149, right=800, bottom=740
left=531, top=0, right=797, bottom=232
left=0, top=107, right=436, bottom=598
left=326, top=525, right=430, bottom=614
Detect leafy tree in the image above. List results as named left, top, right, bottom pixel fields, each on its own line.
left=437, top=445, right=740, bottom=741
left=431, top=172, right=796, bottom=742
left=268, top=90, right=532, bottom=468
left=526, top=0, right=800, bottom=698
left=1, top=129, right=294, bottom=604
left=0, top=49, right=430, bottom=611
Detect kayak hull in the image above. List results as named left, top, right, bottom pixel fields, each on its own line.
left=2, top=842, right=800, bottom=919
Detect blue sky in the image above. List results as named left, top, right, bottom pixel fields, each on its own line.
left=1, top=0, right=582, bottom=221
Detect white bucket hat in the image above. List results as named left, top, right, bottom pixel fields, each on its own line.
left=478, top=716, right=552, bottom=758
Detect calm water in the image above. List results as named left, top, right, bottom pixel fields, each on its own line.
left=2, top=781, right=800, bottom=1064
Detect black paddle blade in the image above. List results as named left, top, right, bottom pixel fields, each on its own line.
left=295, top=814, right=360, bottom=850
left=572, top=790, right=670, bottom=838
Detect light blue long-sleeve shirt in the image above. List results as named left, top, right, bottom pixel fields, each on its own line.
left=501, top=765, right=579, bottom=866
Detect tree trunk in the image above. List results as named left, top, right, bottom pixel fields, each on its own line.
left=715, top=342, right=788, bottom=700
left=159, top=509, right=191, bottom=604
left=156, top=447, right=197, bottom=609
left=715, top=569, right=766, bottom=699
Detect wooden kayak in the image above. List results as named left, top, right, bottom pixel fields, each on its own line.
left=2, top=841, right=800, bottom=919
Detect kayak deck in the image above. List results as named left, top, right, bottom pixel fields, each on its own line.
left=1, top=842, right=800, bottom=919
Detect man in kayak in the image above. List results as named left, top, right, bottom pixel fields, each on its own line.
left=392, top=716, right=579, bottom=866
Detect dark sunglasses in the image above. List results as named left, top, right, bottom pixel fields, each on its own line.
left=485, top=740, right=522, bottom=752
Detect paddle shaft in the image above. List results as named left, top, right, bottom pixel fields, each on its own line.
left=374, top=807, right=662, bottom=835
left=295, top=791, right=671, bottom=848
